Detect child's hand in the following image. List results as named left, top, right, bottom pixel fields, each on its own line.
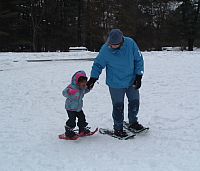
left=68, top=89, right=79, bottom=95
left=86, top=77, right=97, bottom=90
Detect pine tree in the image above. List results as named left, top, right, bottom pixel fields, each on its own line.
left=0, top=0, right=18, bottom=51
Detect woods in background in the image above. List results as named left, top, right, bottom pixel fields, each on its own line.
left=0, top=0, right=200, bottom=52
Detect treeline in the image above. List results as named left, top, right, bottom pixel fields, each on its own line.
left=0, top=0, right=200, bottom=52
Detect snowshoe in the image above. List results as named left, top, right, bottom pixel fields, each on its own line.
left=78, top=127, right=98, bottom=137
left=99, top=128, right=135, bottom=140
left=123, top=121, right=149, bottom=133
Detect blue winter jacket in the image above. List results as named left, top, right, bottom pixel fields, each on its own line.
left=91, top=37, right=144, bottom=88
left=62, top=71, right=89, bottom=112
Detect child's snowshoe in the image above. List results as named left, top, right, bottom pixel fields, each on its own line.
left=78, top=127, right=98, bottom=137
left=58, top=126, right=79, bottom=140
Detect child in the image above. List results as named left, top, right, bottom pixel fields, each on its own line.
left=61, top=70, right=90, bottom=138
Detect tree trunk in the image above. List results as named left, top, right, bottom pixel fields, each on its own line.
left=32, top=28, right=39, bottom=52
left=188, top=38, right=194, bottom=51
left=77, top=0, right=82, bottom=46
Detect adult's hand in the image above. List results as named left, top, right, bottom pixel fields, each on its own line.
left=87, top=77, right=97, bottom=90
left=133, top=75, right=142, bottom=89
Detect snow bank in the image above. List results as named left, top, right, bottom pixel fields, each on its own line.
left=0, top=51, right=97, bottom=62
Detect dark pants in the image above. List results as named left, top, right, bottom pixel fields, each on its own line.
left=66, top=110, right=88, bottom=129
left=109, top=86, right=140, bottom=130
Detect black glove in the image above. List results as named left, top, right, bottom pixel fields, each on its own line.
left=87, top=77, right=97, bottom=90
left=133, top=75, right=142, bottom=89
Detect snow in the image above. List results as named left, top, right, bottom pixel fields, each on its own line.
left=69, top=47, right=88, bottom=52
left=0, top=51, right=200, bottom=171
left=161, top=47, right=200, bottom=51
left=0, top=51, right=96, bottom=62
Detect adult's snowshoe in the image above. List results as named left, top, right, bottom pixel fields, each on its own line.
left=99, top=128, right=135, bottom=140
left=123, top=121, right=149, bottom=133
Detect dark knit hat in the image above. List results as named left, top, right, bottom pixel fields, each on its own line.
left=107, top=29, right=123, bottom=45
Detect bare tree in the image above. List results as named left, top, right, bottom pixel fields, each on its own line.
left=30, top=0, right=46, bottom=51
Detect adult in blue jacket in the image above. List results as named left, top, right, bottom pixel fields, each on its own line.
left=87, top=29, right=144, bottom=137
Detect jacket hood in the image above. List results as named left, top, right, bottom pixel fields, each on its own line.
left=70, top=70, right=87, bottom=87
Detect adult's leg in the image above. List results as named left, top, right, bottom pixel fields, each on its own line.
left=109, top=87, right=126, bottom=130
left=126, top=86, right=140, bottom=124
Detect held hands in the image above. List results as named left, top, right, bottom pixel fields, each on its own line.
left=133, top=75, right=142, bottom=89
left=86, top=77, right=97, bottom=90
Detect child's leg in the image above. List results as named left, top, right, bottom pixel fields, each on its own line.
left=65, top=110, right=77, bottom=137
left=76, top=110, right=88, bottom=133
left=66, top=110, right=76, bottom=128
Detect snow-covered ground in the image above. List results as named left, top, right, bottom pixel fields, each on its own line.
left=0, top=51, right=200, bottom=171
left=0, top=51, right=97, bottom=62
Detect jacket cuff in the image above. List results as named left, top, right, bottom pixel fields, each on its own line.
left=135, top=74, right=142, bottom=80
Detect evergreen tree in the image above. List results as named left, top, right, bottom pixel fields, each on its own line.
left=177, top=0, right=200, bottom=50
